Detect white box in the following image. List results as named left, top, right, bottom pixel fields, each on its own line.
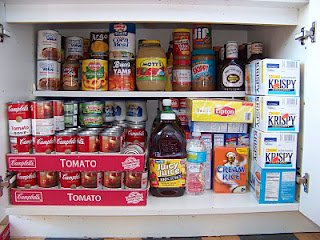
left=189, top=121, right=248, bottom=133
left=251, top=128, right=298, bottom=169
left=245, top=59, right=300, bottom=96
left=200, top=133, right=213, bottom=190
left=248, top=95, right=300, bottom=132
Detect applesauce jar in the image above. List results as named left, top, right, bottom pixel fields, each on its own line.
left=136, top=40, right=167, bottom=91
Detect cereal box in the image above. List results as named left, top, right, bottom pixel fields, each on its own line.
left=248, top=95, right=300, bottom=132
left=251, top=128, right=298, bottom=169
left=189, top=122, right=248, bottom=133
left=200, top=133, right=213, bottom=189
left=213, top=146, right=248, bottom=193
left=245, top=59, right=300, bottom=96
left=250, top=161, right=296, bottom=204
left=187, top=98, right=254, bottom=123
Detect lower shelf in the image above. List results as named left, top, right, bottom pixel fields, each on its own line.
left=6, top=190, right=299, bottom=216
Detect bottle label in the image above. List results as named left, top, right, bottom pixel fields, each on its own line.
left=136, top=57, right=167, bottom=81
left=251, top=42, right=263, bottom=54
left=173, top=68, right=191, bottom=86
left=187, top=151, right=207, bottom=163
left=149, top=158, right=186, bottom=188
left=222, top=65, right=243, bottom=88
left=226, top=42, right=238, bottom=59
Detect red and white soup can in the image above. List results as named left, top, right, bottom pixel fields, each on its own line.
left=31, top=101, right=54, bottom=136
left=16, top=171, right=38, bottom=188
left=126, top=122, right=146, bottom=147
left=53, top=100, right=65, bottom=131
left=103, top=171, right=123, bottom=189
left=32, top=135, right=55, bottom=153
left=60, top=171, right=81, bottom=189
left=7, top=101, right=32, bottom=136
left=9, top=135, right=33, bottom=154
left=55, top=131, right=77, bottom=154
left=81, top=172, right=101, bottom=189
left=77, top=131, right=99, bottom=153
left=38, top=171, right=59, bottom=188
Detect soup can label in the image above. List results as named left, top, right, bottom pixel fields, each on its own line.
left=60, top=171, right=81, bottom=189
left=38, top=171, right=59, bottom=188
left=37, top=60, right=61, bottom=91
left=16, top=171, right=38, bottom=188
left=109, top=23, right=136, bottom=60
left=77, top=134, right=99, bottom=153
left=82, top=59, right=108, bottom=91
left=37, top=30, right=61, bottom=62
left=103, top=171, right=123, bottom=189
left=31, top=118, right=55, bottom=136
left=65, top=36, right=84, bottom=61
left=30, top=101, right=53, bottom=119
left=7, top=102, right=32, bottom=136
left=10, top=135, right=33, bottom=154
left=81, top=172, right=101, bottom=189
left=90, top=32, right=109, bottom=59
left=109, top=60, right=135, bottom=91
left=33, top=135, right=55, bottom=153
left=56, top=134, right=77, bottom=153
left=124, top=171, right=148, bottom=189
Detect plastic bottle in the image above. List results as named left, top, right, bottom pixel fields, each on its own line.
left=186, top=131, right=206, bottom=195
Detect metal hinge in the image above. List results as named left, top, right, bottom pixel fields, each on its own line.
left=296, top=173, right=309, bottom=193
left=295, top=21, right=316, bottom=45
left=0, top=24, right=10, bottom=43
left=0, top=173, right=16, bottom=197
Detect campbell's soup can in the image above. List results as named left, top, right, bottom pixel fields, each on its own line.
left=16, top=171, right=38, bottom=188
left=31, top=101, right=54, bottom=136
left=65, top=36, right=83, bottom=61
left=99, top=130, right=121, bottom=153
left=81, top=172, right=101, bottom=189
left=53, top=100, right=65, bottom=131
left=32, top=135, right=55, bottom=153
left=60, top=171, right=81, bottom=189
left=109, top=23, right=136, bottom=60
left=126, top=122, right=146, bottom=147
left=10, top=135, right=33, bottom=154
left=7, top=101, right=32, bottom=136
left=114, top=100, right=126, bottom=121
left=103, top=171, right=123, bottom=189
left=77, top=131, right=99, bottom=153
left=37, top=30, right=61, bottom=62
left=55, top=131, right=77, bottom=153
left=125, top=100, right=147, bottom=122
left=37, top=60, right=61, bottom=91
left=121, top=143, right=144, bottom=154
left=38, top=171, right=59, bottom=188
left=109, top=59, right=135, bottom=91
left=124, top=171, right=148, bottom=189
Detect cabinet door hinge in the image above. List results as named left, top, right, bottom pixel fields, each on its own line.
left=295, top=21, right=316, bottom=45
left=0, top=172, right=16, bottom=197
left=296, top=173, right=309, bottom=193
left=0, top=24, right=10, bottom=43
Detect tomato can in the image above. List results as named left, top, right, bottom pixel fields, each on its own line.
left=124, top=171, right=148, bottom=189
left=103, top=171, right=123, bottom=189
left=38, top=171, right=59, bottom=188
left=32, top=135, right=55, bottom=154
left=79, top=101, right=104, bottom=114
left=109, top=59, right=135, bottom=91
left=10, top=135, right=33, bottom=154
left=52, top=100, right=65, bottom=131
left=99, top=130, right=121, bottom=153
left=62, top=60, right=81, bottom=90
left=37, top=60, right=61, bottom=91
left=31, top=101, right=55, bottom=135
left=90, top=32, right=109, bottom=59
left=37, top=30, right=61, bottom=62
left=16, top=171, right=38, bottom=188
left=7, top=101, right=32, bottom=136
left=126, top=122, right=146, bottom=147
left=173, top=28, right=191, bottom=61
left=82, top=59, right=108, bottom=91
left=77, top=131, right=99, bottom=153
left=65, top=36, right=83, bottom=61
left=81, top=172, right=101, bottom=189
left=60, top=171, right=81, bottom=189
left=55, top=131, right=77, bottom=153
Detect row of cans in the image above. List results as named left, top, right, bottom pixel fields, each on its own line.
left=16, top=170, right=148, bottom=190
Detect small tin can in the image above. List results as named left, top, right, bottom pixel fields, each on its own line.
left=64, top=115, right=78, bottom=128
left=7, top=101, right=32, bottom=136
left=126, top=122, right=146, bottom=147
left=64, top=101, right=78, bottom=115
left=80, top=101, right=104, bottom=114
left=32, top=135, right=55, bottom=153
left=38, top=171, right=59, bottom=188
left=124, top=171, right=148, bottom=189
left=192, top=24, right=212, bottom=50
left=10, top=135, right=33, bottom=154
left=108, top=59, right=135, bottom=91
left=37, top=60, right=61, bottom=91
left=114, top=100, right=126, bottom=121
left=62, top=60, right=81, bottom=90
left=81, top=172, right=101, bottom=189
left=77, top=131, right=99, bottom=153
left=79, top=114, right=103, bottom=128
left=103, top=171, right=123, bottom=189
left=53, top=100, right=65, bottom=131
left=82, top=59, right=108, bottom=91
left=125, top=100, right=147, bottom=122
left=99, top=130, right=121, bottom=153
left=90, top=32, right=109, bottom=59
left=60, top=171, right=81, bottom=189
left=16, top=171, right=38, bottom=188
left=104, top=100, right=115, bottom=122
left=37, top=30, right=61, bottom=62
left=65, top=36, right=83, bottom=61
left=55, top=131, right=77, bottom=153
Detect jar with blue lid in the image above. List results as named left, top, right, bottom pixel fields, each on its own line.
left=191, top=49, right=216, bottom=91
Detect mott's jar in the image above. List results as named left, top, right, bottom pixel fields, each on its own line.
left=173, top=29, right=191, bottom=61
left=136, top=40, right=167, bottom=91
left=82, top=59, right=108, bottom=91
left=37, top=30, right=61, bottom=62
left=192, top=24, right=212, bottom=49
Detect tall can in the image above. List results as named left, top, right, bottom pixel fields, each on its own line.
left=90, top=32, right=109, bottom=59
left=30, top=101, right=54, bottom=136
left=192, top=24, right=212, bottom=50
left=109, top=23, right=136, bottom=60
left=82, top=59, right=108, bottom=91
left=53, top=100, right=65, bottom=131
left=109, top=59, right=135, bottom=91
left=65, top=36, right=83, bottom=61
left=37, top=30, right=61, bottom=62
left=7, top=101, right=32, bottom=136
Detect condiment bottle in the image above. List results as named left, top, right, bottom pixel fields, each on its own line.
left=248, top=42, right=264, bottom=63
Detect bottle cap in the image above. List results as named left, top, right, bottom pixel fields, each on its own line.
left=160, top=113, right=176, bottom=120
left=192, top=131, right=201, bottom=137
left=162, top=99, right=172, bottom=107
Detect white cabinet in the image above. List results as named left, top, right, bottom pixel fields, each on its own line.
left=0, top=0, right=319, bottom=238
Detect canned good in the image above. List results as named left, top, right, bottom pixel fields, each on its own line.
left=64, top=101, right=78, bottom=115
left=170, top=98, right=179, bottom=110
left=103, top=171, right=123, bottom=189
left=32, top=135, right=55, bottom=153
left=81, top=172, right=101, bottom=189
left=80, top=101, right=104, bottom=114
left=53, top=100, right=65, bottom=131
left=7, top=101, right=32, bottom=136
left=79, top=114, right=103, bottom=128
left=90, top=32, right=109, bottom=59
left=99, top=130, right=121, bottom=153
left=86, top=127, right=104, bottom=133
left=10, top=135, right=33, bottom=154
left=109, top=59, right=135, bottom=91
left=114, top=100, right=126, bottom=121
left=31, top=119, right=54, bottom=136
left=60, top=171, right=81, bottom=189
left=179, top=98, right=187, bottom=109
left=125, top=100, right=147, bottom=122
left=38, top=171, right=59, bottom=188
left=62, top=60, right=81, bottom=90
left=37, top=60, right=61, bottom=91
left=64, top=127, right=80, bottom=133
left=124, top=171, right=148, bottom=189
left=82, top=59, right=108, bottom=91
left=126, top=122, right=146, bottom=147
left=109, top=23, right=136, bottom=60
left=30, top=100, right=53, bottom=119
left=192, top=24, right=212, bottom=50
left=16, top=171, right=37, bottom=188
left=104, top=101, right=115, bottom=122
left=55, top=131, right=77, bottom=153
left=64, top=115, right=78, bottom=128
left=37, top=30, right=61, bottom=62
left=77, top=131, right=99, bottom=153
left=121, top=143, right=145, bottom=154
left=65, top=36, right=83, bottom=61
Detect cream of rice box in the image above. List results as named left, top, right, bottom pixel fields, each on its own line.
left=248, top=96, right=300, bottom=132
left=245, top=59, right=300, bottom=96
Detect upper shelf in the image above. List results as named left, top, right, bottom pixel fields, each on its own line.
left=5, top=0, right=308, bottom=25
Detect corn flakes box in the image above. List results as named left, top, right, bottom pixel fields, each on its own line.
left=213, top=146, right=248, bottom=193
left=187, top=98, right=254, bottom=123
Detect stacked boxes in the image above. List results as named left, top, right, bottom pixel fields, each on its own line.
left=246, top=58, right=300, bottom=204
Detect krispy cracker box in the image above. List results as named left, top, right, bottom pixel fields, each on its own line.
left=187, top=98, right=254, bottom=123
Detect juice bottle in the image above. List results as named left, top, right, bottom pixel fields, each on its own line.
left=149, top=110, right=187, bottom=197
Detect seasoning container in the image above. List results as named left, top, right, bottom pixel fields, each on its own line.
left=109, top=59, right=135, bottom=91
left=37, top=30, right=61, bottom=62
left=172, top=64, right=191, bottom=91
left=65, top=36, right=83, bottom=61
left=37, top=60, right=61, bottom=91
left=62, top=60, right=81, bottom=90
left=90, top=32, right=109, bottom=59
left=192, top=24, right=212, bottom=50
left=173, top=29, right=191, bottom=62
left=82, top=59, right=108, bottom=91
left=191, top=49, right=216, bottom=91
left=136, top=40, right=167, bottom=91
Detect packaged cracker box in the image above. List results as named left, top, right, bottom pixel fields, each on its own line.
left=213, top=146, right=248, bottom=193
left=189, top=122, right=248, bottom=134
left=245, top=59, right=300, bottom=96
left=187, top=98, right=254, bottom=123
left=248, top=95, right=300, bottom=132
left=251, top=128, right=297, bottom=169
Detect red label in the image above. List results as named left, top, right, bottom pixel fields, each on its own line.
left=60, top=171, right=81, bottom=188
left=38, top=171, right=59, bottom=188
left=16, top=171, right=37, bottom=187
left=30, top=101, right=53, bottom=119
left=103, top=171, right=123, bottom=188
left=7, top=102, right=30, bottom=120
left=214, top=106, right=236, bottom=117
left=192, top=64, right=209, bottom=75
left=177, top=113, right=188, bottom=125
left=9, top=157, right=36, bottom=169
left=179, top=98, right=187, bottom=108
left=77, top=135, right=98, bottom=153
left=10, top=135, right=32, bottom=153
left=126, top=129, right=145, bottom=145
left=33, top=135, right=55, bottom=153
left=15, top=191, right=43, bottom=203
left=81, top=172, right=99, bottom=188
left=170, top=98, right=179, bottom=109
left=56, top=135, right=77, bottom=153
left=0, top=222, right=10, bottom=240
left=52, top=100, right=64, bottom=117
left=173, top=32, right=191, bottom=57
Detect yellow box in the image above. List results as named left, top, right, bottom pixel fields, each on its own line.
left=187, top=98, right=254, bottom=123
